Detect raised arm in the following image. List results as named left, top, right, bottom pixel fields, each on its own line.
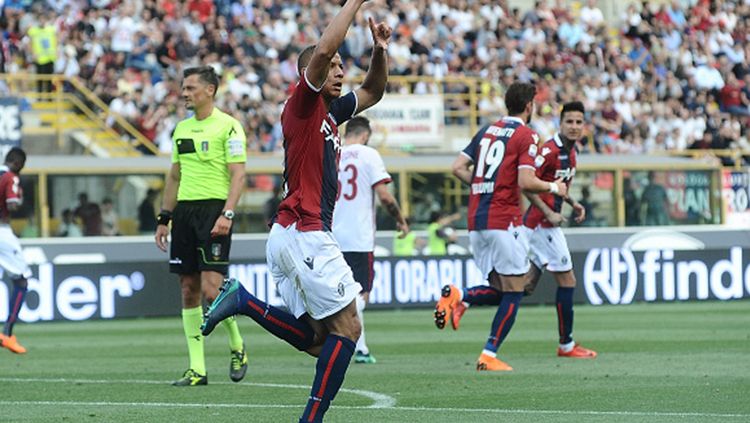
left=354, top=17, right=392, bottom=114
left=306, top=0, right=368, bottom=89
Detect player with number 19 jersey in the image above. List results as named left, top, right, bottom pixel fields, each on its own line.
left=462, top=116, right=540, bottom=231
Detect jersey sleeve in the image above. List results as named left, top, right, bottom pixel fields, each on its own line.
left=535, top=142, right=555, bottom=177
left=4, top=174, right=21, bottom=206
left=285, top=70, right=322, bottom=119
left=329, top=91, right=358, bottom=126
left=367, top=149, right=391, bottom=187
left=225, top=117, right=248, bottom=164
left=518, top=129, right=539, bottom=170
left=171, top=126, right=180, bottom=164
left=461, top=124, right=489, bottom=162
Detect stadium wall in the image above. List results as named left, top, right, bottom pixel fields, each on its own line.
left=0, top=226, right=747, bottom=322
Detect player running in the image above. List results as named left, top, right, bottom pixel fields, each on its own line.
left=332, top=116, right=409, bottom=364
left=201, top=1, right=391, bottom=421
left=437, top=82, right=567, bottom=371
left=435, top=101, right=597, bottom=360
left=0, top=148, right=32, bottom=354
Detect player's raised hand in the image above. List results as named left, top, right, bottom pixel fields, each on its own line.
left=572, top=201, right=586, bottom=223
left=368, top=16, right=392, bottom=49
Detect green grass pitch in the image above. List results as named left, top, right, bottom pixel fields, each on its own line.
left=1, top=301, right=749, bottom=422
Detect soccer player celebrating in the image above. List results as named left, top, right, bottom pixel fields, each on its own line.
left=437, top=82, right=567, bottom=371
left=332, top=116, right=409, bottom=364
left=523, top=101, right=597, bottom=358
left=155, top=66, right=248, bottom=386
left=0, top=148, right=32, bottom=354
left=202, top=1, right=391, bottom=421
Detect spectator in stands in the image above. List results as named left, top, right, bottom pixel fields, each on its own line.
left=101, top=197, right=120, bottom=236
left=138, top=188, right=158, bottom=235
left=74, top=192, right=103, bottom=236
left=57, top=208, right=83, bottom=237
left=641, top=172, right=670, bottom=226
left=26, top=9, right=57, bottom=93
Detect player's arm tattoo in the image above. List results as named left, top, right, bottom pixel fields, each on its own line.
left=385, top=199, right=402, bottom=220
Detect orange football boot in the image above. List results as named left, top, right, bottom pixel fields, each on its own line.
left=558, top=343, right=597, bottom=359
left=0, top=334, right=27, bottom=354
left=434, top=285, right=461, bottom=330
left=476, top=353, right=513, bottom=371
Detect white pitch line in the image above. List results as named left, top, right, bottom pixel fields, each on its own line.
left=1, top=401, right=748, bottom=419
left=0, top=377, right=395, bottom=409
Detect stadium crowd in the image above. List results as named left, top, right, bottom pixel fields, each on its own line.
left=1, top=0, right=749, bottom=158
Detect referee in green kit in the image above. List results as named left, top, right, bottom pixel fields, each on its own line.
left=155, top=66, right=248, bottom=386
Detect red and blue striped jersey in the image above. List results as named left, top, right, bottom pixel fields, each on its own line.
left=462, top=117, right=539, bottom=231
left=276, top=72, right=358, bottom=232
left=524, top=134, right=577, bottom=229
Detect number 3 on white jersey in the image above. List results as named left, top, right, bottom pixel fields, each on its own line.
left=475, top=137, right=505, bottom=180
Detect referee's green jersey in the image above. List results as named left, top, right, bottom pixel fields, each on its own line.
left=171, top=108, right=247, bottom=201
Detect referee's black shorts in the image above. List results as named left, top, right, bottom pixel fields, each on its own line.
left=342, top=251, right=374, bottom=293
left=169, top=200, right=231, bottom=275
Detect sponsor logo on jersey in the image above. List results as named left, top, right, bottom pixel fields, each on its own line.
left=528, top=143, right=538, bottom=157
left=201, top=141, right=209, bottom=152
left=320, top=119, right=342, bottom=152
left=534, top=155, right=545, bottom=168
left=554, top=168, right=576, bottom=181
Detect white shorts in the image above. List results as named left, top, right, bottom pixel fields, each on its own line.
left=0, top=225, right=31, bottom=279
left=469, top=224, right=530, bottom=277
left=528, top=226, right=573, bottom=272
left=266, top=223, right=361, bottom=320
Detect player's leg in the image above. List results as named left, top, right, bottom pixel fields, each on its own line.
left=300, top=300, right=361, bottom=423
left=0, top=229, right=33, bottom=354
left=344, top=251, right=376, bottom=363
left=1, top=277, right=28, bottom=354
left=552, top=270, right=597, bottom=358
left=169, top=203, right=208, bottom=386
left=202, top=224, right=321, bottom=353
left=174, top=272, right=208, bottom=385
left=202, top=270, right=248, bottom=382
left=476, top=227, right=529, bottom=371
left=542, top=227, right=596, bottom=358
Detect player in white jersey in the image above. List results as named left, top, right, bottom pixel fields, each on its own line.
left=333, top=116, right=409, bottom=363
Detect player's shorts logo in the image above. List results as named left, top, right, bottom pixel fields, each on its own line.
left=562, top=256, right=569, bottom=265
left=303, top=256, right=315, bottom=270
left=211, top=243, right=221, bottom=259
left=337, top=282, right=345, bottom=297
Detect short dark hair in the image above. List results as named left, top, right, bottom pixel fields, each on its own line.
left=560, top=101, right=585, bottom=120
left=345, top=116, right=371, bottom=138
left=504, top=82, right=536, bottom=116
left=5, top=147, right=25, bottom=164
left=297, top=45, right=316, bottom=76
left=183, top=66, right=220, bottom=97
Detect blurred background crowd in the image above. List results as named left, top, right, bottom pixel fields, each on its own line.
left=1, top=0, right=748, bottom=160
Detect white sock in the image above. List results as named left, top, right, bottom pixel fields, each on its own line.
left=481, top=349, right=496, bottom=358
left=355, top=295, right=368, bottom=354
left=559, top=340, right=575, bottom=353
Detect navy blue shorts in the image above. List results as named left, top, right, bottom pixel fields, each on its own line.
left=342, top=251, right=374, bottom=292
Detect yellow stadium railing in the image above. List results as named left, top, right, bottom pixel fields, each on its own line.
left=0, top=73, right=159, bottom=156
